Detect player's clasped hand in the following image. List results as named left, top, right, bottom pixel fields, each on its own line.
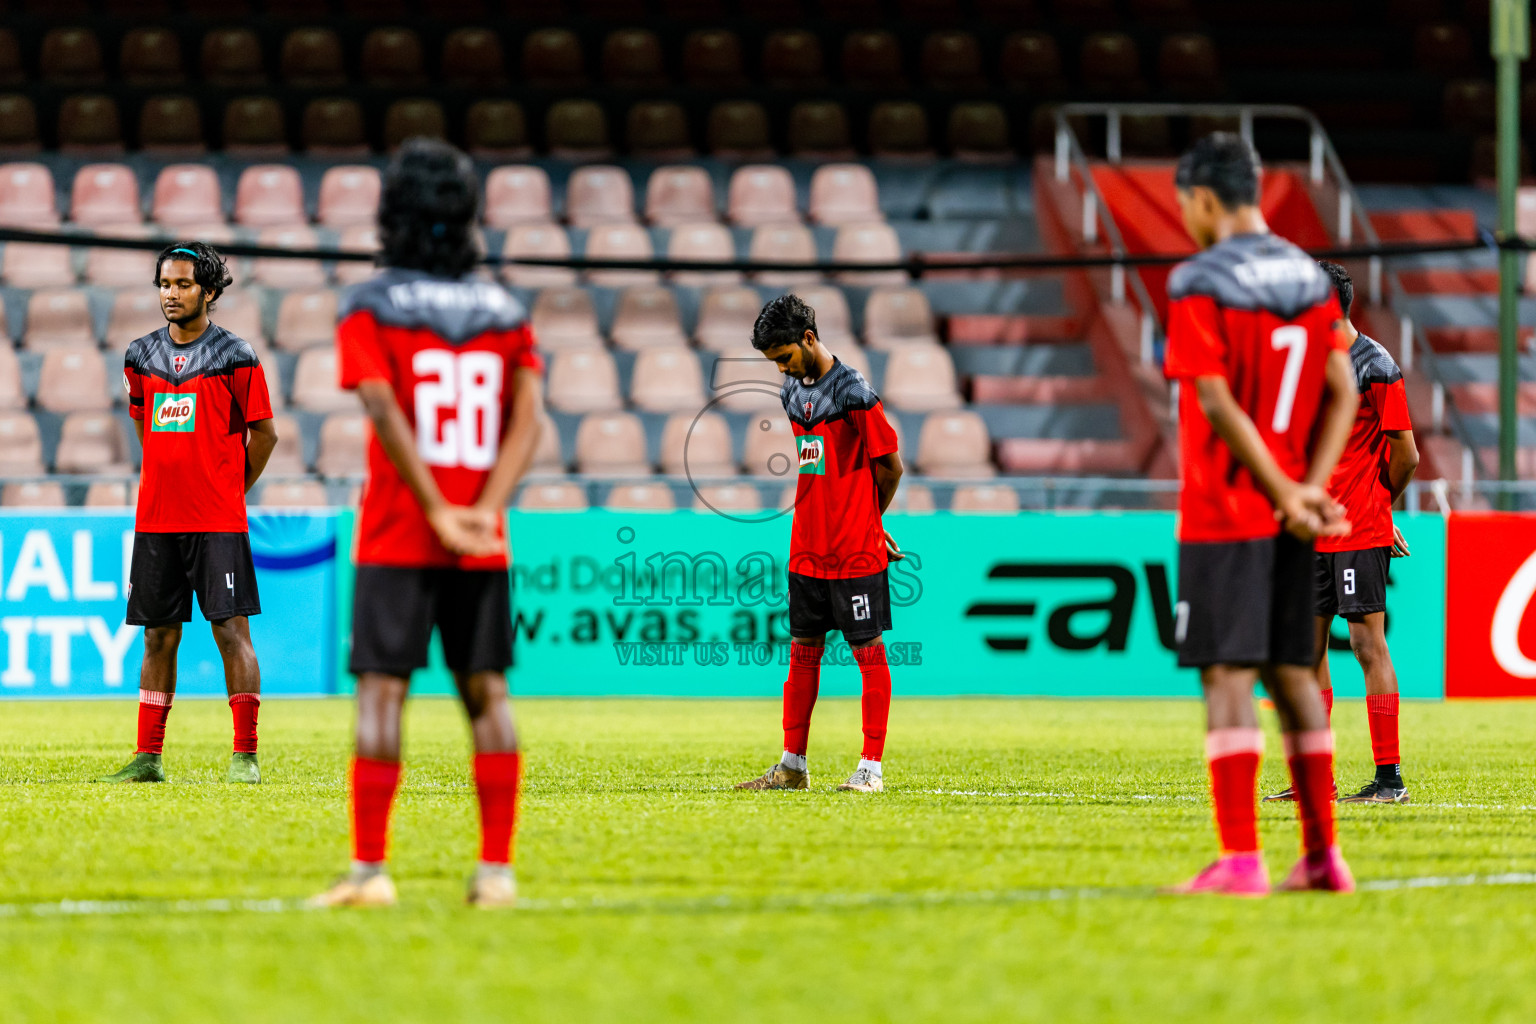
left=1275, top=482, right=1351, bottom=542
left=885, top=530, right=905, bottom=562
left=1390, top=524, right=1411, bottom=558
left=427, top=505, right=503, bottom=558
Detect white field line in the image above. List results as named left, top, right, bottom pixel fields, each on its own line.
left=3, top=873, right=1536, bottom=920
left=926, top=790, right=1536, bottom=810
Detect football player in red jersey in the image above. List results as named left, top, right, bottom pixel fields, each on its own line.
left=96, top=242, right=278, bottom=785
left=1265, top=262, right=1418, bottom=805
left=1162, top=135, right=1361, bottom=895
left=313, top=140, right=544, bottom=908
left=734, top=294, right=905, bottom=794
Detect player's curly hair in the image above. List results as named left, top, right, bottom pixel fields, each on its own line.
left=154, top=240, right=232, bottom=308
left=1175, top=131, right=1260, bottom=210
left=751, top=293, right=819, bottom=352
left=378, top=137, right=482, bottom=278
left=1318, top=260, right=1354, bottom=318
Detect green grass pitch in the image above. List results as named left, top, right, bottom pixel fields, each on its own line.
left=2, top=696, right=1535, bottom=1023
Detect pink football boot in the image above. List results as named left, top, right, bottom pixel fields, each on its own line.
left=1162, top=853, right=1270, bottom=897
left=1277, top=846, right=1356, bottom=893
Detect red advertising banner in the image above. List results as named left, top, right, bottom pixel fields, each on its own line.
left=1446, top=512, right=1536, bottom=697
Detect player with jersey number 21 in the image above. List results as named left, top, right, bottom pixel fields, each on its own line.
left=312, top=139, right=545, bottom=909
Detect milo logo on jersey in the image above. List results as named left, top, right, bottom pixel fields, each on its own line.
left=152, top=393, right=197, bottom=431
left=797, top=434, right=826, bottom=475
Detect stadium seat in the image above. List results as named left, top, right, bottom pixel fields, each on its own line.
left=530, top=410, right=563, bottom=474
left=254, top=345, right=285, bottom=409
left=261, top=479, right=328, bottom=507
left=645, top=167, right=715, bottom=228
left=712, top=357, right=782, bottom=411
left=281, top=28, right=346, bottom=88
left=317, top=167, right=380, bottom=228
left=1415, top=23, right=1473, bottom=77
left=832, top=223, right=904, bottom=285
left=316, top=413, right=369, bottom=478
left=263, top=415, right=306, bottom=475
left=630, top=346, right=705, bottom=412
left=627, top=102, right=694, bottom=159
left=795, top=284, right=854, bottom=346
left=70, top=163, right=142, bottom=226
left=137, top=95, right=205, bottom=155
left=694, top=285, right=762, bottom=352
left=58, top=95, right=124, bottom=155
left=235, top=165, right=305, bottom=227
left=530, top=287, right=603, bottom=348
left=949, top=102, right=1012, bottom=160
left=24, top=290, right=94, bottom=349
left=503, top=224, right=576, bottom=288
left=881, top=342, right=960, bottom=410
left=1082, top=32, right=1145, bottom=96
left=40, top=28, right=104, bottom=85
left=660, top=410, right=735, bottom=475
left=0, top=346, right=23, bottom=409
left=827, top=338, right=873, bottom=385
left=611, top=285, right=687, bottom=349
left=483, top=166, right=552, bottom=229
left=152, top=164, right=224, bottom=228
left=55, top=411, right=130, bottom=475
left=302, top=99, right=368, bottom=155
left=603, top=29, right=667, bottom=88
left=443, top=28, right=507, bottom=88
left=38, top=345, right=110, bottom=412
left=202, top=28, right=266, bottom=87
left=605, top=483, right=676, bottom=511
left=706, top=101, right=773, bottom=158
left=84, top=481, right=131, bottom=506
left=0, top=30, right=20, bottom=87
left=921, top=31, right=986, bottom=90
left=0, top=163, right=59, bottom=226
left=104, top=283, right=165, bottom=353
left=254, top=227, right=324, bottom=289
left=547, top=348, right=623, bottom=413
left=743, top=414, right=798, bottom=476
left=1001, top=31, right=1065, bottom=94
left=950, top=483, right=1020, bottom=513
left=362, top=28, right=425, bottom=88
left=222, top=97, right=288, bottom=155
left=809, top=165, right=881, bottom=225
left=334, top=226, right=380, bottom=287
left=1446, top=80, right=1496, bottom=137
left=842, top=30, right=905, bottom=90
left=518, top=481, right=589, bottom=510
left=566, top=166, right=635, bottom=227
left=2, top=243, right=73, bottom=289
left=863, top=288, right=939, bottom=349
left=728, top=166, right=799, bottom=227
left=914, top=411, right=994, bottom=477
left=1158, top=33, right=1222, bottom=99
left=84, top=226, right=156, bottom=289
left=2, top=481, right=67, bottom=507
left=522, top=28, right=587, bottom=88
left=121, top=28, right=184, bottom=87
left=892, top=481, right=935, bottom=512
left=749, top=225, right=819, bottom=286
left=868, top=103, right=933, bottom=160
left=668, top=222, right=739, bottom=285
left=292, top=347, right=354, bottom=413
left=576, top=410, right=651, bottom=475
left=762, top=30, right=826, bottom=89
left=209, top=290, right=265, bottom=347
left=787, top=101, right=853, bottom=157
left=546, top=100, right=612, bottom=160
left=275, top=290, right=340, bottom=352
left=383, top=100, right=447, bottom=150
left=683, top=29, right=746, bottom=89
left=693, top=483, right=760, bottom=511
left=585, top=223, right=657, bottom=287
left=0, top=96, right=40, bottom=154
left=466, top=100, right=530, bottom=158
left=994, top=438, right=1143, bottom=474
left=0, top=411, right=44, bottom=474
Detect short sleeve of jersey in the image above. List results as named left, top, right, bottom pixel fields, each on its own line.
left=1164, top=294, right=1226, bottom=381
left=1374, top=378, right=1412, bottom=432
left=337, top=310, right=392, bottom=389
left=124, top=351, right=145, bottom=420
left=852, top=400, right=899, bottom=460
left=235, top=362, right=274, bottom=424
left=509, top=324, right=544, bottom=375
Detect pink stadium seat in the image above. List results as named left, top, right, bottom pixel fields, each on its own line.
left=292, top=346, right=355, bottom=413
left=881, top=342, right=960, bottom=410
left=530, top=410, right=564, bottom=474
left=2, top=481, right=67, bottom=507
left=611, top=285, right=686, bottom=349
left=208, top=289, right=265, bottom=346
left=84, top=480, right=130, bottom=506
left=951, top=484, right=1020, bottom=513
left=0, top=163, right=60, bottom=226
left=832, top=223, right=905, bottom=285
left=749, top=225, right=818, bottom=285
left=70, top=163, right=141, bottom=225
left=260, top=479, right=329, bottom=507
left=274, top=290, right=339, bottom=352
left=502, top=224, right=576, bottom=288
left=694, top=285, right=761, bottom=352
left=993, top=438, right=1144, bottom=475
left=0, top=411, right=44, bottom=473
left=565, top=166, right=636, bottom=227
left=38, top=345, right=110, bottom=412
left=0, top=346, right=22, bottom=409
left=892, top=482, right=935, bottom=512
left=915, top=411, right=993, bottom=477
left=86, top=223, right=157, bottom=287
left=254, top=345, right=285, bottom=410
left=317, top=413, right=369, bottom=478
left=743, top=414, right=798, bottom=476
left=484, top=166, right=553, bottom=228
left=530, top=287, right=603, bottom=349
left=808, top=164, right=880, bottom=225
left=518, top=481, right=589, bottom=510
left=711, top=357, right=783, bottom=411
left=794, top=285, right=854, bottom=346
left=254, top=226, right=325, bottom=289
left=693, top=483, right=761, bottom=511
left=152, top=164, right=224, bottom=228
left=645, top=166, right=716, bottom=227
left=54, top=411, right=130, bottom=474
left=334, top=226, right=380, bottom=286
left=263, top=414, right=306, bottom=475
left=105, top=290, right=167, bottom=354
left=605, top=483, right=676, bottom=511
left=660, top=410, right=735, bottom=476
left=317, top=166, right=380, bottom=228
left=24, top=289, right=94, bottom=349
left=235, top=165, right=305, bottom=227
left=2, top=242, right=74, bottom=289
left=576, top=411, right=651, bottom=476
left=828, top=340, right=873, bottom=385
left=584, top=223, right=657, bottom=287
left=727, top=165, right=799, bottom=226
left=863, top=288, right=939, bottom=349
left=667, top=223, right=739, bottom=285
left=547, top=349, right=623, bottom=413
left=630, top=346, right=704, bottom=412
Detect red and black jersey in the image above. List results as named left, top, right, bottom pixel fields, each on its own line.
left=337, top=268, right=544, bottom=571
left=124, top=323, right=273, bottom=533
left=781, top=357, right=900, bottom=579
left=1316, top=332, right=1411, bottom=553
left=1164, top=233, right=1349, bottom=543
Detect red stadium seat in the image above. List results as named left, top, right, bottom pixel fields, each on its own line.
left=485, top=166, right=553, bottom=227
left=629, top=346, right=704, bottom=412
left=121, top=28, right=185, bottom=87
left=361, top=28, right=425, bottom=88
left=138, top=95, right=206, bottom=155
left=762, top=30, right=825, bottom=89
left=281, top=28, right=346, bottom=88
left=788, top=102, right=853, bottom=157
left=58, top=96, right=124, bottom=155
left=706, top=101, right=773, bottom=159
left=443, top=29, right=507, bottom=88
left=522, top=29, right=587, bottom=88
left=661, top=410, right=734, bottom=475
left=0, top=411, right=45, bottom=474
left=914, top=411, right=994, bottom=477
left=202, top=28, right=266, bottom=88
left=55, top=412, right=131, bottom=475
left=317, top=166, right=381, bottom=228
left=275, top=291, right=340, bottom=353
left=152, top=164, right=224, bottom=228
left=547, top=349, right=623, bottom=413
left=24, top=289, right=95, bottom=349
left=566, top=166, right=636, bottom=227
left=841, top=30, right=905, bottom=90
left=40, top=28, right=105, bottom=85
left=38, top=344, right=110, bottom=412
left=465, top=100, right=530, bottom=158
left=611, top=285, right=687, bottom=350
left=545, top=99, right=611, bottom=160
left=502, top=224, right=577, bottom=288
left=645, top=166, right=716, bottom=227
left=2, top=242, right=73, bottom=289
left=253, top=226, right=325, bottom=289
left=602, top=29, right=667, bottom=88
left=530, top=287, right=603, bottom=349
left=683, top=29, right=746, bottom=89
left=235, top=165, right=305, bottom=227
left=668, top=223, right=738, bottom=286
left=223, top=97, right=289, bottom=155
left=728, top=165, right=798, bottom=226
left=810, top=164, right=881, bottom=225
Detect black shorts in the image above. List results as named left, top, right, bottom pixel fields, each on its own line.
left=349, top=566, right=515, bottom=678
left=787, top=569, right=892, bottom=644
left=1175, top=533, right=1315, bottom=669
left=126, top=532, right=261, bottom=626
left=1315, top=546, right=1391, bottom=618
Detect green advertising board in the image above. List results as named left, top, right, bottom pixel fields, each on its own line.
left=335, top=510, right=1446, bottom=699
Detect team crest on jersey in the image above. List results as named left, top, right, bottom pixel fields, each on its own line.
left=173, top=354, right=188, bottom=374
left=803, top=399, right=813, bottom=418
left=151, top=392, right=197, bottom=432
left=796, top=434, right=826, bottom=475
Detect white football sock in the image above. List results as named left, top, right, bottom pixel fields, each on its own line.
left=858, top=758, right=882, bottom=777
left=781, top=752, right=808, bottom=773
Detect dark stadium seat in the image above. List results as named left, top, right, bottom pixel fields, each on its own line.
left=0, top=96, right=40, bottom=154
left=868, top=102, right=933, bottom=159
left=522, top=29, right=587, bottom=88
left=948, top=102, right=1011, bottom=160
left=1129, top=0, right=1200, bottom=27
left=1054, top=0, right=1118, bottom=27
left=465, top=100, right=530, bottom=158
left=0, top=412, right=45, bottom=475
left=58, top=95, right=124, bottom=155
left=1000, top=31, right=1065, bottom=94
left=682, top=29, right=746, bottom=89
left=0, top=162, right=60, bottom=226
left=1415, top=23, right=1474, bottom=77
left=762, top=30, right=826, bottom=89
left=566, top=165, right=635, bottom=227
left=235, top=165, right=305, bottom=226
left=1081, top=32, right=1145, bottom=96
left=899, top=0, right=962, bottom=24
left=545, top=99, right=611, bottom=159
left=70, top=163, right=141, bottom=226
left=706, top=101, right=773, bottom=158
left=223, top=97, right=289, bottom=155
left=576, top=411, right=651, bottom=476
left=626, top=101, right=693, bottom=158
left=662, top=0, right=727, bottom=18
left=841, top=30, right=905, bottom=90
left=25, top=289, right=95, bottom=349
left=787, top=101, right=853, bottom=157
left=915, top=411, right=994, bottom=477
left=201, top=29, right=267, bottom=88
left=484, top=165, right=553, bottom=227
left=645, top=165, right=716, bottom=227
left=809, top=163, right=880, bottom=224
left=302, top=99, right=368, bottom=155
left=317, top=166, right=380, bottom=228
left=138, top=96, right=206, bottom=155
left=281, top=28, right=347, bottom=88
left=38, top=345, right=111, bottom=412
left=121, top=29, right=185, bottom=87
left=1158, top=33, right=1222, bottom=99
left=443, top=29, right=507, bottom=88
left=921, top=31, right=986, bottom=91
left=383, top=99, right=448, bottom=149
left=0, top=31, right=20, bottom=86
left=1122, top=112, right=1173, bottom=155
left=55, top=412, right=131, bottom=475
left=361, top=28, right=426, bottom=89
left=40, top=28, right=105, bottom=85
left=1447, top=80, right=1496, bottom=136
left=602, top=29, right=668, bottom=88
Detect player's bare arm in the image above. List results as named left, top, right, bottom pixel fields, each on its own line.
left=471, top=366, right=545, bottom=519
left=244, top=418, right=278, bottom=493
left=873, top=450, right=905, bottom=560
left=1386, top=428, right=1419, bottom=556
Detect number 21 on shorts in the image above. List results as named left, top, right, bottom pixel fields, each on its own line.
left=412, top=349, right=503, bottom=470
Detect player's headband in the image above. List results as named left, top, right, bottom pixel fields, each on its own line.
left=170, top=248, right=200, bottom=257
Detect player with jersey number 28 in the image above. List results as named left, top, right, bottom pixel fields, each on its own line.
left=312, top=139, right=545, bottom=909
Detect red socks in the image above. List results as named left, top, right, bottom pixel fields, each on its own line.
left=782, top=643, right=823, bottom=757
left=1320, top=687, right=1334, bottom=722
left=1285, top=730, right=1338, bottom=853
left=351, top=756, right=402, bottom=864
left=1366, top=693, right=1401, bottom=766
left=136, top=689, right=173, bottom=754
left=473, top=752, right=522, bottom=865
left=1205, top=728, right=1263, bottom=854
left=230, top=693, right=259, bottom=753
left=854, top=644, right=892, bottom=762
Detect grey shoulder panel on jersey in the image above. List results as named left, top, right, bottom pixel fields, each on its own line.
left=1351, top=332, right=1402, bottom=388
left=1167, top=234, right=1334, bottom=319
left=340, top=268, right=528, bottom=345
left=781, top=359, right=880, bottom=427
